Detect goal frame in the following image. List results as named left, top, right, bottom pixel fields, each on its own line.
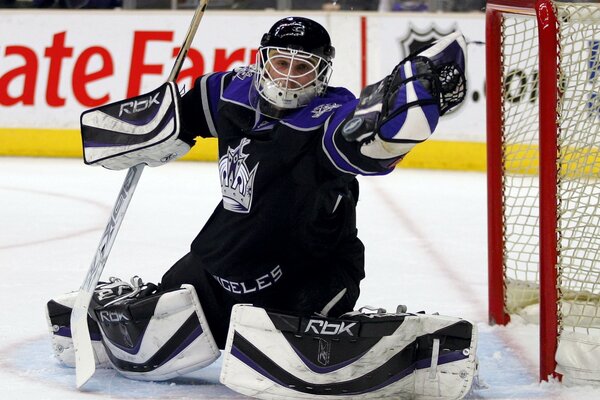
left=486, top=0, right=560, bottom=381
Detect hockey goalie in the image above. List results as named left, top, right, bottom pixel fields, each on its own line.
left=47, top=16, right=478, bottom=399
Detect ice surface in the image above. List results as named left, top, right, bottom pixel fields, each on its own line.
left=0, top=157, right=597, bottom=399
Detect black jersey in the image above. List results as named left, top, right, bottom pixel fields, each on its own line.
left=177, top=67, right=396, bottom=305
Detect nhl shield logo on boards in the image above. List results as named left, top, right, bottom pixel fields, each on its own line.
left=398, top=23, right=457, bottom=58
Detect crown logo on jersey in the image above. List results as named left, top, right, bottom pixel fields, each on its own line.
left=219, top=138, right=258, bottom=213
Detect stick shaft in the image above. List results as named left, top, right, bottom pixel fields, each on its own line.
left=168, top=0, right=209, bottom=82
left=72, top=164, right=144, bottom=388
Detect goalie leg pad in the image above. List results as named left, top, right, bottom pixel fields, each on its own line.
left=93, top=284, right=220, bottom=381
left=46, top=291, right=111, bottom=369
left=220, top=304, right=478, bottom=400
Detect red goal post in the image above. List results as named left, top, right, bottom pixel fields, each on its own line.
left=487, top=0, right=600, bottom=384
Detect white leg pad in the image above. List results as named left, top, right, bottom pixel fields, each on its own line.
left=220, top=304, right=478, bottom=399
left=96, top=284, right=220, bottom=381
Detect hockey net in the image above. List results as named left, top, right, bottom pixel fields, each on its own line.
left=487, top=0, right=600, bottom=383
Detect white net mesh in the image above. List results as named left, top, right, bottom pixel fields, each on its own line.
left=500, top=3, right=600, bottom=334
left=500, top=13, right=542, bottom=314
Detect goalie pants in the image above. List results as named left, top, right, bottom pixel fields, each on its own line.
left=161, top=245, right=363, bottom=349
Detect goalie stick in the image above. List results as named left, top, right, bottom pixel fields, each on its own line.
left=70, top=0, right=210, bottom=389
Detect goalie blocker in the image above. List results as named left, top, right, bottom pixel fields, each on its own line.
left=80, top=82, right=192, bottom=170
left=220, top=304, right=478, bottom=400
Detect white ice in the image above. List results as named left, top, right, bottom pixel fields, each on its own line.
left=0, top=156, right=598, bottom=399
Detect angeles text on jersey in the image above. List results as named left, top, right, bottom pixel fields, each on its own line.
left=211, top=265, right=283, bottom=294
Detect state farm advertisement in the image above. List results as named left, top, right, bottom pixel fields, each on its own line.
left=0, top=11, right=324, bottom=129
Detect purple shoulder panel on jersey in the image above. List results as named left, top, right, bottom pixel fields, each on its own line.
left=199, top=71, right=230, bottom=137
left=207, top=72, right=229, bottom=110
left=281, top=87, right=356, bottom=131
left=281, top=102, right=338, bottom=131
left=221, top=68, right=255, bottom=109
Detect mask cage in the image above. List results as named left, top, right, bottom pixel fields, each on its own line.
left=253, top=46, right=333, bottom=110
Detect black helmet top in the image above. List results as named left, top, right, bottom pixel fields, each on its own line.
left=260, top=17, right=335, bottom=61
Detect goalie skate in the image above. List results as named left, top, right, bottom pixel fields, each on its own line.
left=46, top=289, right=113, bottom=369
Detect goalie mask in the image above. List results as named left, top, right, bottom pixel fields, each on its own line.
left=251, top=17, right=335, bottom=117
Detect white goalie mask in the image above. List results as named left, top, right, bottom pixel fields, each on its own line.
left=253, top=46, right=333, bottom=112
left=250, top=17, right=335, bottom=117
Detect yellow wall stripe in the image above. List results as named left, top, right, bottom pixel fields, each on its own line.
left=398, top=140, right=487, bottom=171
left=0, top=128, right=487, bottom=171
left=0, top=128, right=82, bottom=158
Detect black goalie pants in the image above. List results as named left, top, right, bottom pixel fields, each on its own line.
left=160, top=247, right=363, bottom=349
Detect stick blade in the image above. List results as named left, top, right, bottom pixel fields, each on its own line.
left=71, top=292, right=96, bottom=389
